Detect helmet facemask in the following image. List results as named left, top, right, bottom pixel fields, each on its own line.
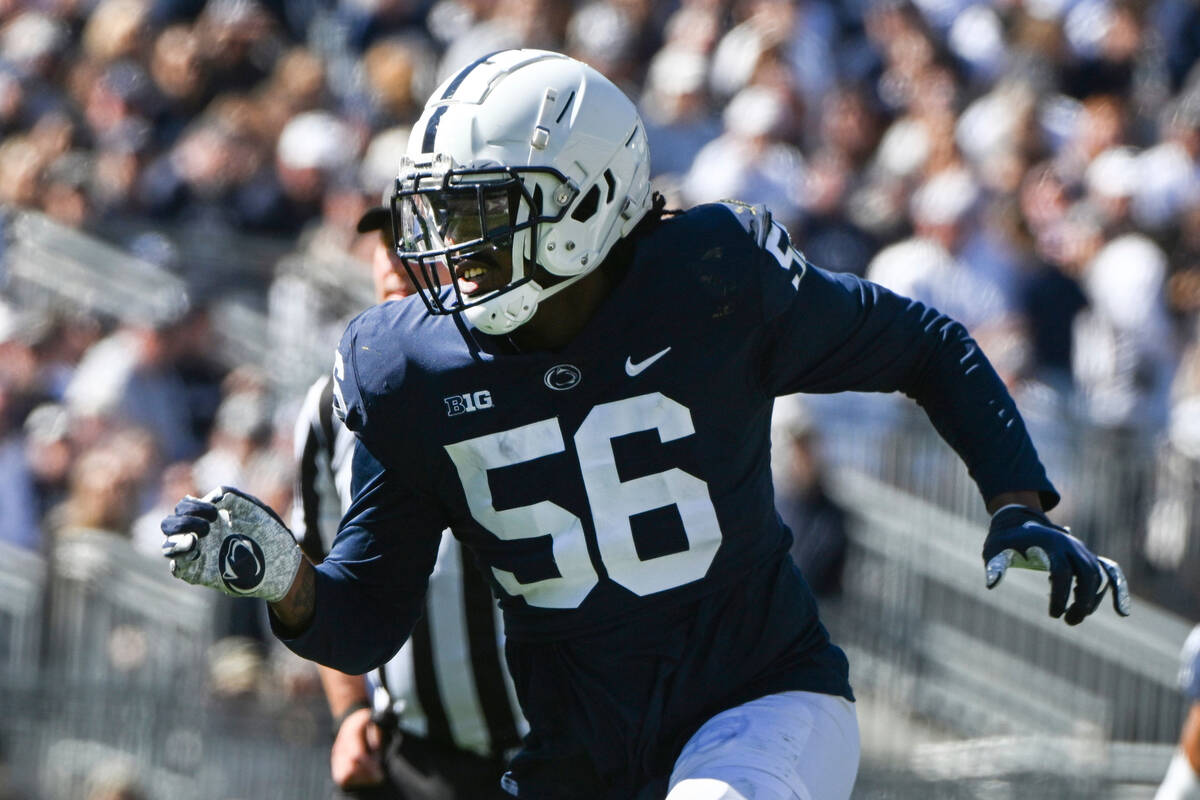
left=391, top=154, right=579, bottom=332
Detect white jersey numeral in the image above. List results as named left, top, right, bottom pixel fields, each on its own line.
left=575, top=393, right=721, bottom=596
left=443, top=393, right=723, bottom=608
left=445, top=419, right=598, bottom=609
left=764, top=220, right=806, bottom=291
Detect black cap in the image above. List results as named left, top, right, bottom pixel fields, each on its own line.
left=356, top=206, right=389, bottom=233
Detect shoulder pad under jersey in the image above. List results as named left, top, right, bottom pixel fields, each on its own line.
left=715, top=200, right=774, bottom=249
left=710, top=200, right=809, bottom=294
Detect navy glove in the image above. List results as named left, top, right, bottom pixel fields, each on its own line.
left=983, top=505, right=1131, bottom=625
left=161, top=486, right=303, bottom=602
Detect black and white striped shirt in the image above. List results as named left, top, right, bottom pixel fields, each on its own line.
left=293, top=375, right=527, bottom=757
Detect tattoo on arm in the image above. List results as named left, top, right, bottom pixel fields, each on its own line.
left=270, top=559, right=316, bottom=635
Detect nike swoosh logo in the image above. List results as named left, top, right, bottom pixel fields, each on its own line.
left=625, top=347, right=671, bottom=377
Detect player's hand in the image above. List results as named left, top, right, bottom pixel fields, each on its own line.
left=331, top=707, right=386, bottom=788
left=983, top=505, right=1131, bottom=625
left=161, top=486, right=303, bottom=603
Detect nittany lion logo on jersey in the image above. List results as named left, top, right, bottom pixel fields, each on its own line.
left=544, top=364, right=582, bottom=391
left=219, top=534, right=266, bottom=593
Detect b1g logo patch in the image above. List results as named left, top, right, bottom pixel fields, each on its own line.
left=219, top=534, right=265, bottom=593
left=445, top=390, right=494, bottom=416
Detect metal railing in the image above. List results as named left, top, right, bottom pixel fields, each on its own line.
left=2, top=209, right=363, bottom=396
left=0, top=508, right=1187, bottom=796
left=810, top=393, right=1200, bottom=620
left=0, top=541, right=42, bottom=685
left=45, top=530, right=214, bottom=689
left=3, top=684, right=331, bottom=800
left=5, top=212, right=190, bottom=326
left=0, top=532, right=333, bottom=800
left=827, top=469, right=1189, bottom=797
left=0, top=488, right=1190, bottom=798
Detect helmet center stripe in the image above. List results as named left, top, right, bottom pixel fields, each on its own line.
left=422, top=105, right=449, bottom=154
left=440, top=51, right=501, bottom=100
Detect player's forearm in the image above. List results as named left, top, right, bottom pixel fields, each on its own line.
left=318, top=663, right=371, bottom=718
left=270, top=558, right=316, bottom=633
left=269, top=557, right=420, bottom=674
left=912, top=336, right=1058, bottom=509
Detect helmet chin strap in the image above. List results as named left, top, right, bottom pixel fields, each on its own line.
left=463, top=265, right=591, bottom=335
left=531, top=267, right=589, bottom=302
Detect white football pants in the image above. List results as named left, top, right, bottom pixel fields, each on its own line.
left=1155, top=751, right=1200, bottom=800
left=665, top=690, right=859, bottom=800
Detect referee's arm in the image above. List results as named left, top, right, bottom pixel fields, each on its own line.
left=322, top=666, right=385, bottom=788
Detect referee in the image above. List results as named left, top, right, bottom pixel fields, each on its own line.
left=292, top=205, right=526, bottom=800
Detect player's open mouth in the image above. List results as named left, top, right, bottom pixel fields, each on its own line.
left=454, top=257, right=504, bottom=297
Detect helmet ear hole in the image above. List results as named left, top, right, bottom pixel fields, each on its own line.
left=570, top=184, right=601, bottom=222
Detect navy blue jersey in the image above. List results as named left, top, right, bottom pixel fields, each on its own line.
left=277, top=202, right=1058, bottom=797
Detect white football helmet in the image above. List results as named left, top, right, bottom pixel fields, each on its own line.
left=390, top=49, right=652, bottom=335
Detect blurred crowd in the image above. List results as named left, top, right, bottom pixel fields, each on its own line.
left=0, top=1, right=1196, bottom=795
left=0, top=0, right=1198, bottom=632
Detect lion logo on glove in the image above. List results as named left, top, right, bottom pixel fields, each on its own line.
left=219, top=534, right=266, bottom=593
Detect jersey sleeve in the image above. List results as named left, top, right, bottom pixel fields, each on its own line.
left=272, top=440, right=447, bottom=674
left=743, top=211, right=1059, bottom=510
left=330, top=306, right=419, bottom=467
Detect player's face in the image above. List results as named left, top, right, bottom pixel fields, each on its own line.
left=394, top=176, right=522, bottom=307
left=441, top=190, right=515, bottom=299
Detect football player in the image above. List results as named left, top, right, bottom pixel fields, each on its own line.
left=1156, top=625, right=1200, bottom=799
left=163, top=50, right=1130, bottom=800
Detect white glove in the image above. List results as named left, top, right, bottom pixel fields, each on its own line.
left=161, top=486, right=303, bottom=603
